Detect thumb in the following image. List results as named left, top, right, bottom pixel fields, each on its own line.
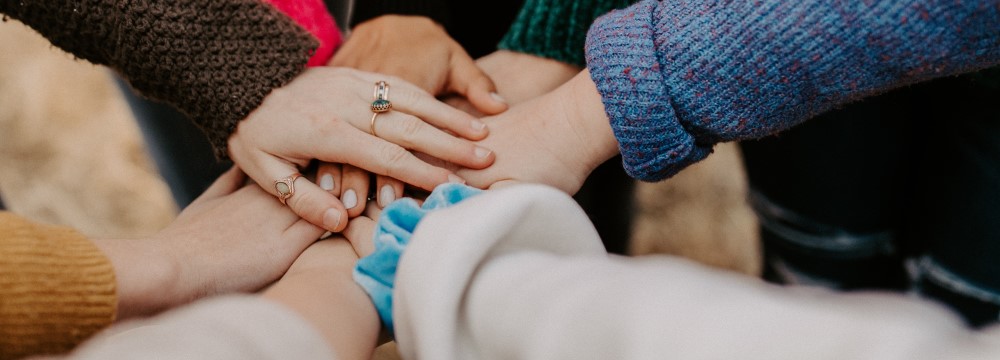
left=448, top=55, right=508, bottom=115
left=195, top=166, right=246, bottom=202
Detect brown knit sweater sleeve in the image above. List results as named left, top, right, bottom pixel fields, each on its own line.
left=0, top=212, right=116, bottom=360
left=0, top=0, right=318, bottom=158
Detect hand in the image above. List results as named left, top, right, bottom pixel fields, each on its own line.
left=456, top=70, right=620, bottom=194
left=445, top=50, right=581, bottom=116
left=477, top=50, right=582, bottom=106
left=93, top=167, right=325, bottom=319
left=331, top=15, right=507, bottom=115
left=227, top=67, right=495, bottom=232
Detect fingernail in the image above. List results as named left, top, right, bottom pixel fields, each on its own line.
left=343, top=189, right=358, bottom=209
left=320, top=174, right=335, bottom=191
left=475, top=146, right=492, bottom=158
left=378, top=185, right=395, bottom=208
left=447, top=174, right=466, bottom=184
left=471, top=119, right=487, bottom=131
left=320, top=231, right=333, bottom=239
left=323, top=208, right=341, bottom=231
left=490, top=92, right=506, bottom=104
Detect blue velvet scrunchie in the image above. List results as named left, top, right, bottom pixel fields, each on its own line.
left=352, top=183, right=482, bottom=334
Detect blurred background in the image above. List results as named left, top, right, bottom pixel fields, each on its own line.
left=0, top=17, right=760, bottom=353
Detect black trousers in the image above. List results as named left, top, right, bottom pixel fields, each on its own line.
left=741, top=68, right=1000, bottom=326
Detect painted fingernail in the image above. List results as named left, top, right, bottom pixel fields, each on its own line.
left=320, top=174, right=335, bottom=192
left=447, top=174, right=466, bottom=184
left=343, top=189, right=358, bottom=209
left=475, top=146, right=492, bottom=159
left=490, top=92, right=506, bottom=104
left=323, top=208, right=341, bottom=231
left=378, top=185, right=396, bottom=208
left=471, top=119, right=487, bottom=131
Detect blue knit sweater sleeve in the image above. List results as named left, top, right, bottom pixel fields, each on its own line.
left=585, top=0, right=1000, bottom=181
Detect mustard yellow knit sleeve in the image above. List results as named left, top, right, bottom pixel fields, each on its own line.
left=0, top=212, right=116, bottom=360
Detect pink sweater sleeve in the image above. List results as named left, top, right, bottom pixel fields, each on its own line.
left=264, top=0, right=342, bottom=67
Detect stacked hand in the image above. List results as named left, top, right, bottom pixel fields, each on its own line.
left=227, top=67, right=495, bottom=233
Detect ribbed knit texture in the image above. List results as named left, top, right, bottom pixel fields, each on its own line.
left=0, top=0, right=318, bottom=159
left=0, top=212, right=116, bottom=360
left=350, top=0, right=451, bottom=28
left=586, top=0, right=1000, bottom=181
left=499, top=0, right=634, bottom=66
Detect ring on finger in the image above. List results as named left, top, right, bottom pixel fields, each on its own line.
left=274, top=173, right=302, bottom=206
left=370, top=112, right=381, bottom=138
left=371, top=80, right=391, bottom=113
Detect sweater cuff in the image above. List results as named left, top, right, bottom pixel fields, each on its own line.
left=499, top=0, right=635, bottom=67
left=350, top=0, right=451, bottom=29
left=585, top=1, right=711, bottom=181
left=108, top=1, right=317, bottom=160
left=353, top=184, right=482, bottom=334
left=0, top=212, right=116, bottom=359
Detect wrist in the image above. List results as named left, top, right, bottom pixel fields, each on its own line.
left=92, top=238, right=182, bottom=319
left=562, top=70, right=619, bottom=170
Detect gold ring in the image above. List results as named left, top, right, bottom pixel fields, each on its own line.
left=370, top=112, right=380, bottom=137
left=274, top=173, right=302, bottom=206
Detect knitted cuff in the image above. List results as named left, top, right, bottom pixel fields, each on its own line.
left=0, top=0, right=319, bottom=160
left=350, top=0, right=451, bottom=29
left=499, top=0, right=635, bottom=67
left=585, top=0, right=711, bottom=181
left=353, top=184, right=482, bottom=334
left=0, top=213, right=117, bottom=359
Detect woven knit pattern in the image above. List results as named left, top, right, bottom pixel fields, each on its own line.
left=0, top=213, right=116, bottom=360
left=0, top=0, right=318, bottom=158
left=586, top=0, right=1000, bottom=181
left=499, top=0, right=634, bottom=66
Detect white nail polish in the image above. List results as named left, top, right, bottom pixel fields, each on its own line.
left=379, top=185, right=396, bottom=208
left=447, top=174, right=466, bottom=184
left=490, top=92, right=506, bottom=104
left=320, top=174, right=335, bottom=191
left=343, top=189, right=358, bottom=209
left=475, top=146, right=492, bottom=158
left=472, top=119, right=487, bottom=131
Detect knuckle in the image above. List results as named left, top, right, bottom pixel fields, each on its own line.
left=398, top=116, right=424, bottom=140
left=377, top=142, right=411, bottom=171
left=396, top=87, right=423, bottom=107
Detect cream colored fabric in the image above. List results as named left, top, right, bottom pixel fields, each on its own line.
left=66, top=296, right=335, bottom=360
left=395, top=184, right=1000, bottom=360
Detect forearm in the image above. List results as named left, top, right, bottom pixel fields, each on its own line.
left=0, top=0, right=317, bottom=158
left=586, top=0, right=1000, bottom=181
left=262, top=241, right=380, bottom=360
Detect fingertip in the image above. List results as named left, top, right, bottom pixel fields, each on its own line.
left=467, top=87, right=508, bottom=116
left=323, top=207, right=348, bottom=232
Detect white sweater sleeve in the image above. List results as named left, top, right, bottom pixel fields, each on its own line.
left=65, top=296, right=336, bottom=360
left=394, top=184, right=1000, bottom=360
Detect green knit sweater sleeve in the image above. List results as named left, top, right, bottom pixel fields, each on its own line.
left=498, top=0, right=636, bottom=67
left=0, top=0, right=317, bottom=159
